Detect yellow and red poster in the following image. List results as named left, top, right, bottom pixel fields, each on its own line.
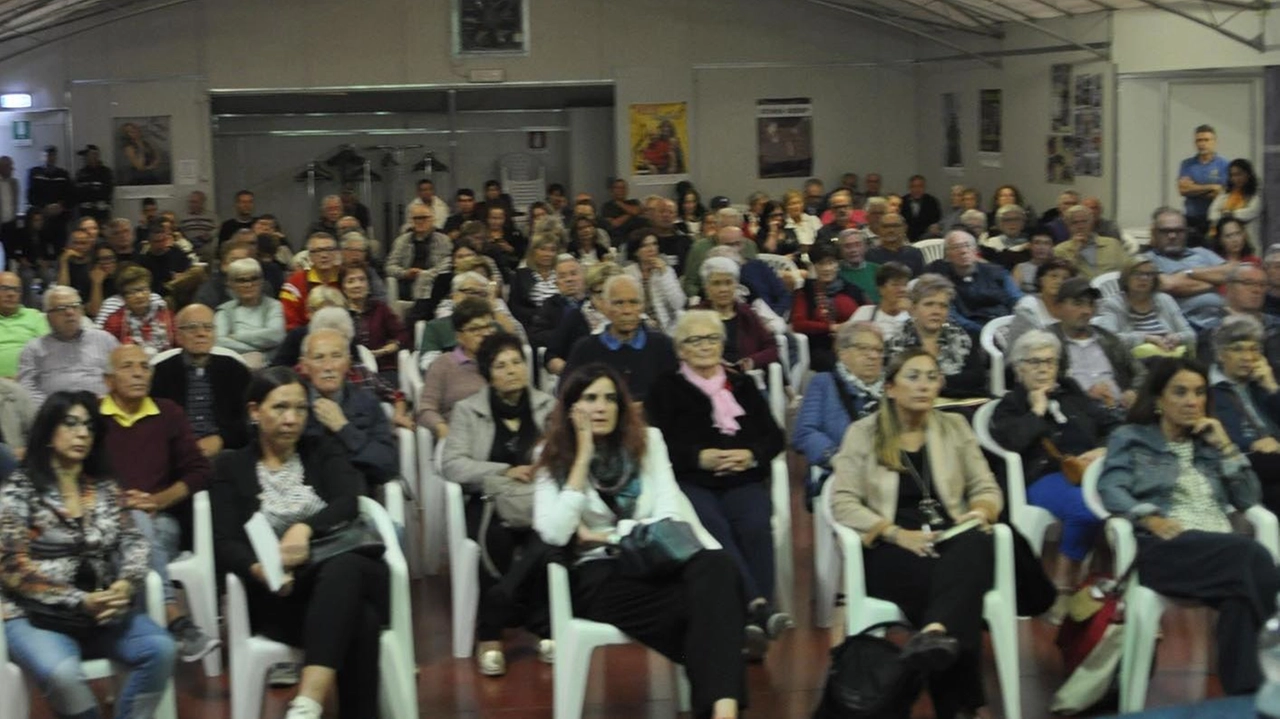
left=628, top=102, right=689, bottom=178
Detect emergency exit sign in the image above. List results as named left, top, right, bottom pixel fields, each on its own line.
left=11, top=120, right=30, bottom=147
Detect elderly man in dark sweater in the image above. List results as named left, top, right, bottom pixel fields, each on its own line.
left=100, top=344, right=219, bottom=663
left=150, top=304, right=252, bottom=456
left=300, top=327, right=398, bottom=487
left=562, top=274, right=678, bottom=402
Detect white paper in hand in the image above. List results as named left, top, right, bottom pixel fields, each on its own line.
left=244, top=513, right=285, bottom=592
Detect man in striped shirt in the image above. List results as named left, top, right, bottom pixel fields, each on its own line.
left=17, top=285, right=119, bottom=404
left=179, top=190, right=218, bottom=262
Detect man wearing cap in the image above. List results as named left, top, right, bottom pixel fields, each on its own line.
left=27, top=145, right=72, bottom=253
left=1051, top=277, right=1144, bottom=413
left=74, top=144, right=114, bottom=225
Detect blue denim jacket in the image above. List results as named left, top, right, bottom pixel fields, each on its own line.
left=1097, top=423, right=1259, bottom=519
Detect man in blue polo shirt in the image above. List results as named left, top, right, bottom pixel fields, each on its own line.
left=562, top=274, right=677, bottom=402
left=1177, top=124, right=1231, bottom=235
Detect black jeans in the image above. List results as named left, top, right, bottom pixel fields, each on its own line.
left=570, top=550, right=747, bottom=717
left=464, top=496, right=550, bottom=641
left=1137, top=529, right=1280, bottom=694
left=245, top=553, right=390, bottom=719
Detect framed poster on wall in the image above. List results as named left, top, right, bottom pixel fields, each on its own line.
left=452, top=0, right=529, bottom=56
left=756, top=98, right=813, bottom=179
left=113, top=115, right=173, bottom=198
left=628, top=102, right=689, bottom=181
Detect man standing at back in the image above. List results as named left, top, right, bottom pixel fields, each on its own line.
left=218, top=189, right=256, bottom=243
left=1178, top=124, right=1231, bottom=235
left=28, top=145, right=72, bottom=253
left=179, top=190, right=218, bottom=261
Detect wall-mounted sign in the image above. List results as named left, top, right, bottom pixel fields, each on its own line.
left=12, top=120, right=30, bottom=147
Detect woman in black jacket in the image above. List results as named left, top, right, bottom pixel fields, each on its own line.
left=991, top=329, right=1114, bottom=588
left=210, top=367, right=387, bottom=719
left=509, top=233, right=561, bottom=327
left=646, top=310, right=790, bottom=660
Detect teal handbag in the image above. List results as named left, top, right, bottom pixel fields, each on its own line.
left=611, top=518, right=704, bottom=578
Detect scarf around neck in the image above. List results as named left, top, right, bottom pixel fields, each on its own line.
left=679, top=362, right=745, bottom=436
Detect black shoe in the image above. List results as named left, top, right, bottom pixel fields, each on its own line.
left=750, top=603, right=794, bottom=641
left=899, top=630, right=959, bottom=672
left=743, top=624, right=768, bottom=662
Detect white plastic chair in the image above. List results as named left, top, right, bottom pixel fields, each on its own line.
left=979, top=315, right=1014, bottom=397
left=415, top=426, right=445, bottom=575
left=444, top=476, right=481, bottom=658
left=769, top=452, right=795, bottom=615
left=357, top=344, right=379, bottom=374
left=792, top=333, right=811, bottom=393
left=1080, top=460, right=1280, bottom=712
left=971, top=401, right=1059, bottom=555
left=824, top=480, right=1024, bottom=719
left=766, top=362, right=784, bottom=429
left=1091, top=271, right=1121, bottom=299
left=915, top=238, right=946, bottom=264
left=226, top=498, right=416, bottom=719
left=166, top=490, right=222, bottom=677
left=0, top=572, right=178, bottom=719
left=499, top=153, right=546, bottom=213
left=386, top=426, right=421, bottom=577
left=812, top=466, right=839, bottom=628
left=413, top=320, right=426, bottom=351
left=536, top=346, right=558, bottom=394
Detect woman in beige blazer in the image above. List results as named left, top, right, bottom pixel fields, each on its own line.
left=829, top=347, right=1006, bottom=719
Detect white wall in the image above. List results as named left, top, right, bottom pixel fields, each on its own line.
left=1112, top=8, right=1280, bottom=74
left=912, top=16, right=1113, bottom=223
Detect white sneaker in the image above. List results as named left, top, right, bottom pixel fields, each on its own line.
left=477, top=649, right=506, bottom=676
left=283, top=696, right=322, bottom=719
left=537, top=639, right=555, bottom=664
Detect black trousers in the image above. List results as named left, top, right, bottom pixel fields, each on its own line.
left=570, top=550, right=747, bottom=717
left=863, top=529, right=1054, bottom=718
left=464, top=496, right=550, bottom=641
left=244, top=553, right=390, bottom=719
left=1249, top=453, right=1280, bottom=515
left=1136, top=529, right=1280, bottom=695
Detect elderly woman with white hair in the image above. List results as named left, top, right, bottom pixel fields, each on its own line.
left=884, top=274, right=986, bottom=399
left=1210, top=315, right=1280, bottom=511
left=991, top=329, right=1115, bottom=587
left=646, top=310, right=790, bottom=659
left=696, top=256, right=779, bottom=372
left=214, top=256, right=286, bottom=368
left=793, top=321, right=885, bottom=507
left=624, top=228, right=687, bottom=334
left=978, top=204, right=1031, bottom=269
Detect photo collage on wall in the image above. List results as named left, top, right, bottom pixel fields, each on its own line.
left=1046, top=64, right=1103, bottom=183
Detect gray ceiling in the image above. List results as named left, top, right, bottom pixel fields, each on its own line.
left=0, top=0, right=165, bottom=44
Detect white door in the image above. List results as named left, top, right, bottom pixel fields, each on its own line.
left=1165, top=80, right=1258, bottom=211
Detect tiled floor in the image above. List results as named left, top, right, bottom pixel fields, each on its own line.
left=32, top=453, right=1230, bottom=718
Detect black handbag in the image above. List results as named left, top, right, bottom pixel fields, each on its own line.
left=305, top=515, right=386, bottom=570
left=812, top=621, right=923, bottom=719
left=21, top=556, right=113, bottom=636
left=610, top=518, right=704, bottom=579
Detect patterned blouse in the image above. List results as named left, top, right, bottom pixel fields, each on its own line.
left=1165, top=440, right=1232, bottom=534
left=0, top=471, right=149, bottom=620
left=885, top=319, right=974, bottom=377
left=257, top=455, right=327, bottom=535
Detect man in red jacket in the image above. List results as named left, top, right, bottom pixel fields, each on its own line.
left=100, top=344, right=219, bottom=663
left=280, top=232, right=342, bottom=330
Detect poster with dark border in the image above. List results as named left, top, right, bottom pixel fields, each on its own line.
left=452, top=0, right=529, bottom=56
left=114, top=116, right=171, bottom=187
left=979, top=89, right=1002, bottom=154
left=756, top=98, right=813, bottom=179
left=943, top=92, right=963, bottom=169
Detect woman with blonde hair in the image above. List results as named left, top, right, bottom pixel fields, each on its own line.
left=510, top=232, right=561, bottom=327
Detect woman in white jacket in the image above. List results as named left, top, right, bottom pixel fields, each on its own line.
left=623, top=228, right=686, bottom=335
left=533, top=363, right=747, bottom=719
left=1208, top=159, right=1263, bottom=252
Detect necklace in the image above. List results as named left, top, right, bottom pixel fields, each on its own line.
left=900, top=449, right=945, bottom=530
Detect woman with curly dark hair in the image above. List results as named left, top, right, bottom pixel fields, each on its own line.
left=533, top=363, right=748, bottom=719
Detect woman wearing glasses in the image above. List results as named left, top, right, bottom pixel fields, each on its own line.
left=991, top=330, right=1115, bottom=590
left=1094, top=257, right=1195, bottom=360
left=1208, top=316, right=1280, bottom=511
left=646, top=310, right=790, bottom=659
left=214, top=257, right=286, bottom=368
left=1, top=391, right=176, bottom=719
left=417, top=297, right=496, bottom=440
left=211, top=368, right=387, bottom=719
left=829, top=348, right=1053, bottom=719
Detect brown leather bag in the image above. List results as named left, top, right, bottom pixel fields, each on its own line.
left=1041, top=438, right=1089, bottom=485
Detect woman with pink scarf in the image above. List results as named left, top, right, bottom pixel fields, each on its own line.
left=645, top=310, right=790, bottom=661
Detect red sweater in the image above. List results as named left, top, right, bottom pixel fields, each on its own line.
left=791, top=285, right=859, bottom=338
left=102, top=398, right=212, bottom=496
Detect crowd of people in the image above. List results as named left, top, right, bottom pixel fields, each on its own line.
left=0, top=121, right=1274, bottom=719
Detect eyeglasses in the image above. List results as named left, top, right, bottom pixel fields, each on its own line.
left=1231, top=279, right=1268, bottom=289
left=178, top=322, right=215, bottom=332
left=830, top=204, right=852, bottom=211
left=60, top=416, right=94, bottom=431
left=1155, top=226, right=1187, bottom=235
left=48, top=302, right=82, bottom=314
left=310, top=247, right=339, bottom=255
left=680, top=334, right=723, bottom=348
left=457, top=287, right=487, bottom=297
left=1020, top=357, right=1059, bottom=368
left=0, top=285, right=19, bottom=293
left=232, top=275, right=262, bottom=284
left=412, top=215, right=432, bottom=221
left=843, top=343, right=884, bottom=354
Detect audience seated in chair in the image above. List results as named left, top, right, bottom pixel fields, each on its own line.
left=0, top=391, right=177, bottom=719
left=849, top=262, right=913, bottom=344
left=979, top=204, right=1032, bottom=270
left=927, top=230, right=1022, bottom=335
left=100, top=264, right=174, bottom=357
left=681, top=208, right=759, bottom=299
left=534, top=363, right=749, bottom=719
left=542, top=262, right=622, bottom=379
left=624, top=228, right=686, bottom=336
left=152, top=304, right=252, bottom=457
left=0, top=270, right=48, bottom=378
left=1097, top=356, right=1280, bottom=696
left=300, top=328, right=398, bottom=488
left=280, top=232, right=343, bottom=331
left=562, top=274, right=677, bottom=403
left=386, top=205, right=450, bottom=302
left=215, top=257, right=286, bottom=368
left=194, top=233, right=255, bottom=310
left=137, top=220, right=193, bottom=299
left=273, top=285, right=345, bottom=370
left=1196, top=263, right=1280, bottom=376
left=211, top=367, right=388, bottom=719
left=301, top=306, right=414, bottom=431
left=1094, top=256, right=1196, bottom=360
left=865, top=211, right=925, bottom=278
left=885, top=274, right=987, bottom=399
left=1011, top=231, right=1056, bottom=294
left=791, top=242, right=864, bottom=373
left=529, top=255, right=585, bottom=351
left=991, top=330, right=1116, bottom=590
left=829, top=348, right=1053, bottom=719
left=99, top=344, right=220, bottom=662
left=1208, top=315, right=1280, bottom=512
left=836, top=228, right=879, bottom=302
left=1051, top=278, right=1146, bottom=415
left=442, top=332, right=555, bottom=676
left=18, top=285, right=119, bottom=405
left=1052, top=204, right=1128, bottom=281
left=510, top=233, right=563, bottom=329
left=341, top=264, right=406, bottom=380
left=696, top=257, right=778, bottom=372
left=418, top=297, right=497, bottom=439
left=1006, top=258, right=1076, bottom=349
left=647, top=311, right=790, bottom=660
left=1147, top=207, right=1230, bottom=331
